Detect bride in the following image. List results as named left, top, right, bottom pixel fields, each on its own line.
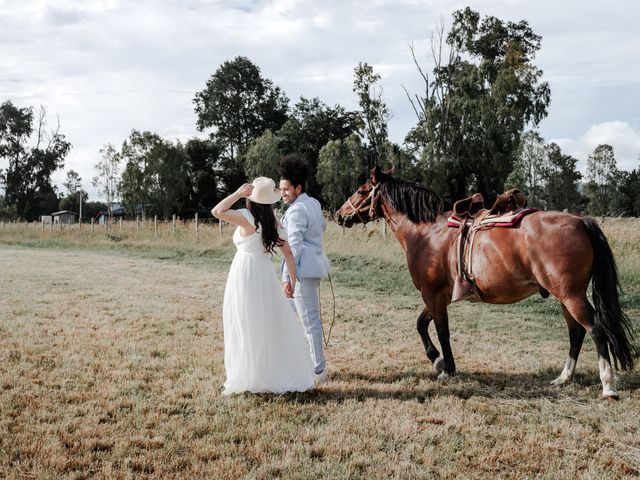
left=211, top=177, right=315, bottom=394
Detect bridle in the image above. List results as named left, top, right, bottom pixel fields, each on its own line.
left=343, top=184, right=380, bottom=224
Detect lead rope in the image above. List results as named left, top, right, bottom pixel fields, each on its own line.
left=319, top=272, right=336, bottom=347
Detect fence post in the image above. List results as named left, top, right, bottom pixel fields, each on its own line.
left=172, top=214, right=176, bottom=235
left=91, top=217, right=94, bottom=232
left=382, top=218, right=387, bottom=238
left=154, top=215, right=158, bottom=238
left=119, top=217, right=122, bottom=231
left=195, top=213, right=199, bottom=239
left=136, top=215, right=140, bottom=231
left=219, top=220, right=223, bottom=235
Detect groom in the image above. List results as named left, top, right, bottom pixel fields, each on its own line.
left=279, top=154, right=331, bottom=383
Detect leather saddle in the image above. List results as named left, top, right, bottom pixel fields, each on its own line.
left=451, top=188, right=527, bottom=220
left=448, top=189, right=535, bottom=302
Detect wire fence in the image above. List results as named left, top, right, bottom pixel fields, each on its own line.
left=0, top=214, right=231, bottom=239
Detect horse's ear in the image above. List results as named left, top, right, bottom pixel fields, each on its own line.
left=371, top=165, right=382, bottom=185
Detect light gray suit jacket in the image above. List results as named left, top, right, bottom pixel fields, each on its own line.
left=281, top=193, right=331, bottom=282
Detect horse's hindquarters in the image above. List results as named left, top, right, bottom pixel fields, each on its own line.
left=465, top=212, right=593, bottom=304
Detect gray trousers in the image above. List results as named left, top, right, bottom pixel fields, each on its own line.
left=290, top=277, right=326, bottom=374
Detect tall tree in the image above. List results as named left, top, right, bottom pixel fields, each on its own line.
left=244, top=130, right=281, bottom=181
left=63, top=169, right=82, bottom=195
left=506, top=131, right=546, bottom=208
left=119, top=131, right=188, bottom=219
left=277, top=96, right=359, bottom=201
left=405, top=8, right=550, bottom=203
left=616, top=164, right=640, bottom=216
left=60, top=169, right=87, bottom=215
left=586, top=144, right=618, bottom=216
left=0, top=101, right=70, bottom=220
left=317, top=134, right=367, bottom=212
left=183, top=137, right=222, bottom=217
left=193, top=56, right=289, bottom=169
left=352, top=62, right=391, bottom=168
left=542, top=143, right=583, bottom=212
left=92, top=144, right=121, bottom=217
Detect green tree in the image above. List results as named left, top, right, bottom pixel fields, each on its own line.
left=58, top=191, right=87, bottom=213
left=59, top=169, right=87, bottom=216
left=63, top=169, right=82, bottom=194
left=586, top=144, right=618, bottom=216
left=277, top=97, right=359, bottom=201
left=317, top=134, right=367, bottom=212
left=542, top=143, right=583, bottom=212
left=244, top=130, right=280, bottom=181
left=0, top=195, right=17, bottom=221
left=616, top=165, right=640, bottom=216
left=0, top=101, right=70, bottom=220
left=183, top=138, right=222, bottom=217
left=193, top=56, right=289, bottom=167
left=119, top=131, right=188, bottom=219
left=92, top=144, right=121, bottom=217
left=352, top=62, right=390, bottom=168
left=506, top=131, right=546, bottom=208
left=405, top=8, right=550, bottom=203
left=82, top=201, right=108, bottom=222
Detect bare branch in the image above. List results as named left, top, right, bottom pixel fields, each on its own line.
left=35, top=105, right=47, bottom=150
left=401, top=83, right=421, bottom=120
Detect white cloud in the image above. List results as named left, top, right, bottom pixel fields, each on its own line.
left=551, top=122, right=640, bottom=174
left=2, top=0, right=640, bottom=201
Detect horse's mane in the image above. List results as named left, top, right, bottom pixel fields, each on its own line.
left=378, top=176, right=444, bottom=224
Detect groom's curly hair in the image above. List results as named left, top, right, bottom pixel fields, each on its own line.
left=278, top=154, right=309, bottom=190
left=246, top=200, right=283, bottom=255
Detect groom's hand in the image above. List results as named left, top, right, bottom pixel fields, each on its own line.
left=283, top=281, right=293, bottom=298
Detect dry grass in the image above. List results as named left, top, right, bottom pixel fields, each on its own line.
left=1, top=218, right=640, bottom=479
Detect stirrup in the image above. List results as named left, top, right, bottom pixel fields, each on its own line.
left=452, top=276, right=480, bottom=302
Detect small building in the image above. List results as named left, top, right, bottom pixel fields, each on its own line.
left=51, top=210, right=77, bottom=224
left=41, top=215, right=53, bottom=224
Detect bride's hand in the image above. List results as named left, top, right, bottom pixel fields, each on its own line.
left=235, top=183, right=254, bottom=198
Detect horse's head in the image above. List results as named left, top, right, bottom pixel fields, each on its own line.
left=335, top=166, right=394, bottom=227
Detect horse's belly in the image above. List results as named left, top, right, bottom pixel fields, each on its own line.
left=471, top=251, right=540, bottom=304
left=476, top=281, right=539, bottom=304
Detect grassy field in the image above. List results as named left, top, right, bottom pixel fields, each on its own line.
left=1, top=218, right=639, bottom=479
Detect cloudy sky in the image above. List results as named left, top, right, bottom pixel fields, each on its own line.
left=2, top=0, right=640, bottom=200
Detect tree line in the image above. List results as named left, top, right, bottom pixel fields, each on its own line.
left=1, top=7, right=639, bottom=222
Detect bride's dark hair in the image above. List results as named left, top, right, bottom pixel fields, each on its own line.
left=246, top=200, right=283, bottom=254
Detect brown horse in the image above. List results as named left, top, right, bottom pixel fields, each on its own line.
left=335, top=166, right=639, bottom=398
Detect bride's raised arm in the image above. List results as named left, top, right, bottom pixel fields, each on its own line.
left=211, top=184, right=255, bottom=234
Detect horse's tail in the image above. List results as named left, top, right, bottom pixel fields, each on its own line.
left=583, top=218, right=640, bottom=371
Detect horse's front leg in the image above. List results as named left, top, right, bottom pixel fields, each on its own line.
left=424, top=292, right=455, bottom=380
left=416, top=307, right=444, bottom=373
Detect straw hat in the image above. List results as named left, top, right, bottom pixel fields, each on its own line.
left=248, top=177, right=282, bottom=204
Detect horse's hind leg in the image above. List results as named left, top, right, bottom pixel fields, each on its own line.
left=417, top=308, right=443, bottom=373
left=551, top=304, right=586, bottom=386
left=560, top=296, right=618, bottom=398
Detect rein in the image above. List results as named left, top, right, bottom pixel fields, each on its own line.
left=318, top=272, right=336, bottom=347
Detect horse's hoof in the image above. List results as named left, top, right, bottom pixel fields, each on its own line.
left=601, top=388, right=619, bottom=401
left=550, top=376, right=571, bottom=387
left=437, top=371, right=450, bottom=382
left=433, top=356, right=444, bottom=373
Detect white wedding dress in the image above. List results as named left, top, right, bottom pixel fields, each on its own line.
left=222, top=209, right=315, bottom=394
